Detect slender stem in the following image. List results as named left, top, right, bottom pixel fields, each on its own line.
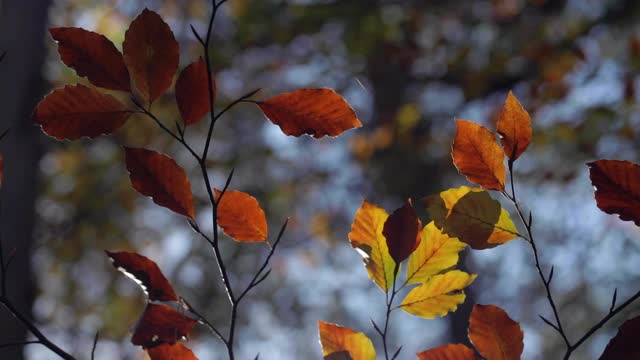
left=0, top=340, right=41, bottom=349
left=380, top=264, right=399, bottom=360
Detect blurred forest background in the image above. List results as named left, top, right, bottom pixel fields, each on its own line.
left=1, top=0, right=640, bottom=359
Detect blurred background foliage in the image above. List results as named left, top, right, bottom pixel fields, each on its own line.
left=2, top=0, right=640, bottom=359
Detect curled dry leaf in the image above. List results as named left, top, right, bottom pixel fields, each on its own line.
left=496, top=91, right=531, bottom=161
left=468, top=304, right=523, bottom=360
left=600, top=315, right=640, bottom=359
left=123, top=8, right=179, bottom=104
left=147, top=343, right=198, bottom=360
left=106, top=251, right=177, bottom=301
left=215, top=189, right=268, bottom=242
left=33, top=84, right=131, bottom=140
left=175, top=58, right=216, bottom=126
left=587, top=159, right=640, bottom=226
left=318, top=321, right=376, bottom=360
left=416, top=343, right=478, bottom=360
left=257, top=88, right=362, bottom=138
left=452, top=120, right=506, bottom=191
left=131, top=303, right=197, bottom=348
left=49, top=27, right=130, bottom=91
left=124, top=147, right=195, bottom=219
left=382, top=200, right=421, bottom=265
left=399, top=270, right=476, bottom=319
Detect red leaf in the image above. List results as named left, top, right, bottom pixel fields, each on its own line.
left=131, top=304, right=196, bottom=348
left=106, top=251, right=177, bottom=301
left=600, top=315, right=640, bottom=359
left=124, top=147, right=195, bottom=219
left=382, top=201, right=420, bottom=265
left=587, top=160, right=640, bottom=225
left=49, top=27, right=130, bottom=91
left=123, top=8, right=179, bottom=104
left=214, top=189, right=268, bottom=242
left=257, top=88, right=362, bottom=138
left=468, top=304, right=523, bottom=360
left=175, top=58, right=216, bottom=126
left=417, top=343, right=478, bottom=360
left=147, top=343, right=198, bottom=360
left=33, top=84, right=131, bottom=140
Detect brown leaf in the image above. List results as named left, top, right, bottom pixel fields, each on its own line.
left=318, top=321, right=376, bottom=360
left=417, top=343, right=478, bottom=360
left=215, top=189, right=268, bottom=242
left=600, top=315, right=640, bottom=360
left=33, top=84, right=131, bottom=140
left=106, top=251, right=177, bottom=301
left=175, top=58, right=216, bottom=126
left=131, top=304, right=196, bottom=348
left=147, top=343, right=199, bottom=360
left=452, top=120, right=506, bottom=191
left=49, top=27, right=130, bottom=91
left=123, top=8, right=179, bottom=104
left=587, top=160, right=640, bottom=226
left=468, top=304, right=523, bottom=360
left=382, top=201, right=420, bottom=265
left=124, top=147, right=195, bottom=219
left=496, top=91, right=531, bottom=161
left=257, top=88, right=362, bottom=138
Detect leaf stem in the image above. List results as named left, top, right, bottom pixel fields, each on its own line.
left=380, top=263, right=400, bottom=360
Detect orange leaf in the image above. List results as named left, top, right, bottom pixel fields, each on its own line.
left=147, top=343, right=198, bottom=360
left=452, top=120, right=506, bottom=191
left=49, top=27, right=130, bottom=91
left=382, top=201, right=420, bottom=264
left=106, top=251, right=177, bottom=301
left=417, top=343, right=478, bottom=360
left=214, top=189, right=268, bottom=242
left=587, top=160, right=640, bottom=225
left=257, top=88, right=362, bottom=138
left=496, top=91, right=531, bottom=161
left=131, top=304, right=196, bottom=348
left=124, top=147, right=195, bottom=219
left=175, top=58, right=216, bottom=126
left=33, top=84, right=131, bottom=140
left=468, top=304, right=523, bottom=360
left=318, top=321, right=376, bottom=360
left=123, top=8, right=179, bottom=104
left=600, top=315, right=640, bottom=359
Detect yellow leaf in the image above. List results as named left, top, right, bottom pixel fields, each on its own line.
left=348, top=200, right=397, bottom=292
left=399, top=270, right=476, bottom=319
left=318, top=321, right=376, bottom=360
left=405, top=222, right=466, bottom=285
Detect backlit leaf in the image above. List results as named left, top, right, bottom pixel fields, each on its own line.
left=124, top=147, right=195, bottom=219
left=257, top=88, right=362, bottom=138
left=123, top=8, right=179, bottom=104
left=147, top=343, right=198, bottom=360
left=348, top=200, right=397, bottom=292
left=383, top=201, right=421, bottom=265
left=587, top=160, right=640, bottom=226
left=106, top=251, right=177, bottom=301
left=496, top=91, right=531, bottom=161
left=416, top=343, right=478, bottom=360
left=49, top=27, right=130, bottom=91
left=452, top=120, right=506, bottom=191
left=468, top=304, right=523, bottom=360
left=33, top=84, right=131, bottom=140
left=214, top=189, right=268, bottom=242
left=399, top=270, right=476, bottom=319
left=175, top=58, right=216, bottom=126
left=131, top=304, right=196, bottom=348
left=318, top=321, right=376, bottom=360
left=600, top=315, right=640, bottom=359
left=405, top=221, right=466, bottom=285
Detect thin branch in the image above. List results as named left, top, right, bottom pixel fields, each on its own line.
left=215, top=168, right=235, bottom=206
left=182, top=298, right=227, bottom=344
left=90, top=332, right=99, bottom=360
left=380, top=263, right=400, bottom=360
left=0, top=340, right=41, bottom=349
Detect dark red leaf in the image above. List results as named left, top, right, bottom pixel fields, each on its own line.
left=417, top=343, right=478, bottom=360
left=147, top=343, right=198, bottom=360
left=382, top=201, right=420, bottom=264
left=588, top=160, right=640, bottom=225
left=175, top=58, right=215, bottom=126
left=106, top=251, right=177, bottom=301
left=600, top=315, right=640, bottom=360
left=131, top=304, right=196, bottom=348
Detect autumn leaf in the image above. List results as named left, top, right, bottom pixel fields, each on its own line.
left=106, top=251, right=177, bottom=302
left=124, top=147, right=195, bottom=219
left=468, top=304, right=523, bottom=360
left=33, top=84, right=131, bottom=140
left=600, top=315, right=640, bottom=359
left=587, top=160, right=640, bottom=226
left=405, top=221, right=466, bottom=285
left=452, top=120, right=506, bottom=191
left=131, top=303, right=197, bottom=348
left=348, top=200, right=397, bottom=292
left=49, top=27, right=130, bottom=91
left=175, top=58, right=216, bottom=126
left=399, top=270, right=476, bottom=319
left=416, top=343, right=478, bottom=360
left=257, top=88, right=362, bottom=138
left=147, top=343, right=198, bottom=360
left=123, top=8, right=179, bottom=104
left=318, top=321, right=376, bottom=360
left=383, top=201, right=421, bottom=265
left=496, top=91, right=531, bottom=161
left=214, top=189, right=268, bottom=242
